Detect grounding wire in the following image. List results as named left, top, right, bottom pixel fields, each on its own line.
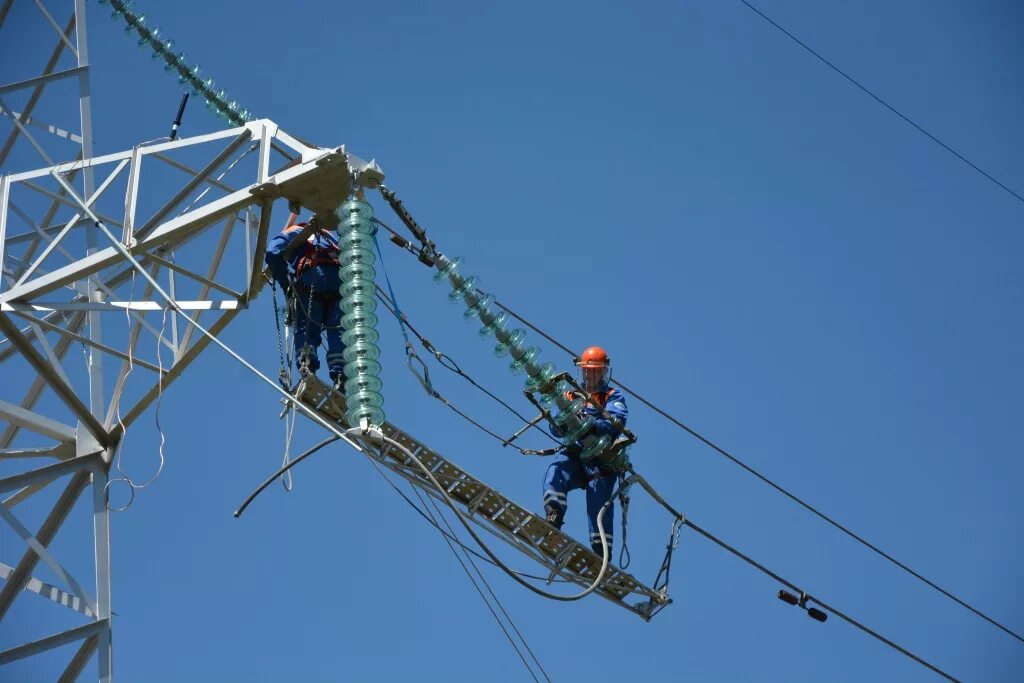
left=736, top=0, right=1024, bottom=207
left=490, top=295, right=1024, bottom=645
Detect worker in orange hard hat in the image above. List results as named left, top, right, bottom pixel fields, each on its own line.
left=543, top=346, right=629, bottom=556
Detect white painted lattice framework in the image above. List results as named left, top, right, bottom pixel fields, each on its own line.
left=1, top=45, right=383, bottom=676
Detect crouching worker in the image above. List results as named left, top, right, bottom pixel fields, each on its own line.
left=542, top=346, right=628, bottom=557
left=264, top=214, right=346, bottom=387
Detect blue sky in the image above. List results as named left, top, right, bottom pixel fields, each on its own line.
left=2, top=1, right=1023, bottom=681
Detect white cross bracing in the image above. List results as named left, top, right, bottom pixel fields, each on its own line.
left=1, top=6, right=384, bottom=675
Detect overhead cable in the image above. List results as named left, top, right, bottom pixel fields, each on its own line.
left=490, top=295, right=1024, bottom=645
left=374, top=188, right=1022, bottom=644
left=683, top=517, right=960, bottom=682
left=240, top=415, right=960, bottom=682
left=736, top=0, right=1024, bottom=207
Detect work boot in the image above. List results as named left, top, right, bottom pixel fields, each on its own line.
left=591, top=542, right=611, bottom=559
left=544, top=502, right=564, bottom=530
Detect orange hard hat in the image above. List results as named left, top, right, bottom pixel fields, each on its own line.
left=577, top=346, right=610, bottom=368
left=577, top=346, right=612, bottom=392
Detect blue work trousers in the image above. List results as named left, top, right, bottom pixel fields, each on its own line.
left=293, top=291, right=345, bottom=381
left=542, top=454, right=615, bottom=550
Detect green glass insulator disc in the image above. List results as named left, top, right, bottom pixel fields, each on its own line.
left=478, top=305, right=500, bottom=327
left=561, top=415, right=594, bottom=443
left=478, top=311, right=507, bottom=339
left=580, top=435, right=612, bottom=462
left=433, top=256, right=462, bottom=283
left=341, top=327, right=380, bottom=347
left=494, top=328, right=526, bottom=357
left=339, top=246, right=375, bottom=267
left=340, top=279, right=372, bottom=300
left=525, top=362, right=556, bottom=390
left=551, top=383, right=574, bottom=410
left=341, top=310, right=379, bottom=330
left=180, top=64, right=200, bottom=86
left=523, top=360, right=544, bottom=378
left=206, top=90, right=227, bottom=112
left=342, top=342, right=381, bottom=364
left=448, top=276, right=478, bottom=303
left=463, top=293, right=494, bottom=320
left=340, top=296, right=377, bottom=315
left=340, top=261, right=375, bottom=283
left=344, top=375, right=383, bottom=396
left=168, top=54, right=187, bottom=74
left=538, top=380, right=571, bottom=408
left=343, top=357, right=382, bottom=378
left=345, top=406, right=385, bottom=428
left=338, top=217, right=374, bottom=235
left=337, top=230, right=372, bottom=250
left=510, top=347, right=540, bottom=374
left=339, top=199, right=374, bottom=221
left=554, top=399, right=586, bottom=427
left=348, top=388, right=384, bottom=409
left=462, top=289, right=483, bottom=310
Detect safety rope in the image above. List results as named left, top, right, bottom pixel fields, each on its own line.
left=617, top=474, right=632, bottom=570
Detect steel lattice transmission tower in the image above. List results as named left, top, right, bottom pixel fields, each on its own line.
left=0, top=2, right=381, bottom=679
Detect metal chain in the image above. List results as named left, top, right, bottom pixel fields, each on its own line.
left=268, top=275, right=290, bottom=388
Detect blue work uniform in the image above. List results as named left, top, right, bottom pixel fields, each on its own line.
left=264, top=225, right=345, bottom=381
left=542, top=387, right=628, bottom=552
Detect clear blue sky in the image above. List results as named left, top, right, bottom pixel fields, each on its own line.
left=3, top=1, right=1023, bottom=681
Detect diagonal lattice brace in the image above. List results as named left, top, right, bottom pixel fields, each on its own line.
left=0, top=561, right=94, bottom=617
left=0, top=11, right=75, bottom=166
left=0, top=313, right=108, bottom=445
left=0, top=466, right=90, bottom=620
left=0, top=619, right=109, bottom=666
left=0, top=500, right=98, bottom=617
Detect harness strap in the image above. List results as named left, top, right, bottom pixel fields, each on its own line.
left=294, top=231, right=340, bottom=280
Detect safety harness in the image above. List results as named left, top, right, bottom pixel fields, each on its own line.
left=293, top=227, right=340, bottom=283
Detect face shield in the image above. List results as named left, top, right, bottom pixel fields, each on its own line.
left=579, top=361, right=611, bottom=393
